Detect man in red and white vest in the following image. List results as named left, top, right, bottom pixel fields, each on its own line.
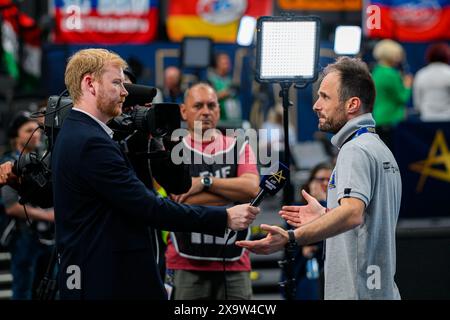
left=166, top=83, right=259, bottom=300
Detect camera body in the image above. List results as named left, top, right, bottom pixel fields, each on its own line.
left=107, top=103, right=181, bottom=142
left=44, top=83, right=180, bottom=149
left=13, top=153, right=53, bottom=208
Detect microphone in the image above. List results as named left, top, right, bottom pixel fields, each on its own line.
left=123, top=83, right=157, bottom=108
left=226, top=162, right=289, bottom=239
left=250, top=162, right=289, bottom=207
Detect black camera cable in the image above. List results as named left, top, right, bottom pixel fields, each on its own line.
left=15, top=125, right=58, bottom=299
left=222, top=229, right=235, bottom=300
left=16, top=126, right=47, bottom=230
left=17, top=126, right=53, bottom=242
left=30, top=89, right=71, bottom=150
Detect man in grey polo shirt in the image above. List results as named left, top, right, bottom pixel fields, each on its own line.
left=237, top=57, right=402, bottom=300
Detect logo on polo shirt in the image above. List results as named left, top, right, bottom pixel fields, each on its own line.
left=328, top=171, right=336, bottom=189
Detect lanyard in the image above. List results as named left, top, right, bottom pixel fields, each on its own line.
left=343, top=126, right=376, bottom=146
left=352, top=126, right=376, bottom=140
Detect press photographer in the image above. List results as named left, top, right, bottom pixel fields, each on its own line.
left=0, top=112, right=54, bottom=300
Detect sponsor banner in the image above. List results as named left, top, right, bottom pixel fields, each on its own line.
left=167, top=0, right=272, bottom=42
left=365, top=0, right=450, bottom=41
left=395, top=122, right=450, bottom=218
left=53, top=0, right=159, bottom=44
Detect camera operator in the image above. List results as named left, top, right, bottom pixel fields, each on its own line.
left=1, top=112, right=54, bottom=299
left=53, top=48, right=259, bottom=299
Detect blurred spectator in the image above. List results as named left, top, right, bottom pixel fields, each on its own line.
left=259, top=104, right=297, bottom=168
left=162, top=66, right=184, bottom=104
left=280, top=162, right=332, bottom=300
left=35, top=100, right=49, bottom=155
left=123, top=66, right=137, bottom=84
left=207, top=52, right=241, bottom=121
left=413, top=43, right=450, bottom=121
left=250, top=82, right=276, bottom=126
left=1, top=111, right=54, bottom=300
left=372, top=39, right=413, bottom=149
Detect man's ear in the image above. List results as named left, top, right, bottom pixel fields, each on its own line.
left=179, top=103, right=187, bottom=121
left=82, top=74, right=96, bottom=96
left=346, top=97, right=362, bottom=115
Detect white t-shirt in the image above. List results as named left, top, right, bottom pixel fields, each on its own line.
left=413, top=62, right=450, bottom=122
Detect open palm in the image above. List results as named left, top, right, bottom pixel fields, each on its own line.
left=236, top=224, right=288, bottom=255
left=279, top=190, right=325, bottom=228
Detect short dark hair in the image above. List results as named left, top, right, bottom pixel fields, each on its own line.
left=124, top=67, right=137, bottom=84
left=322, top=57, right=376, bottom=113
left=7, top=111, right=33, bottom=139
left=426, top=43, right=450, bottom=64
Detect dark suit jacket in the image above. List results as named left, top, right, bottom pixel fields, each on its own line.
left=52, top=110, right=227, bottom=299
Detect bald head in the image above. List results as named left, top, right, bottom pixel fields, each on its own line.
left=164, top=66, right=181, bottom=90
left=181, top=83, right=220, bottom=134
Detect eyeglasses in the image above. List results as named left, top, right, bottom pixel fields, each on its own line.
left=312, top=177, right=330, bottom=183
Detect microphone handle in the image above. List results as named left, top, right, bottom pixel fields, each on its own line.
left=228, top=189, right=265, bottom=239
left=250, top=189, right=265, bottom=207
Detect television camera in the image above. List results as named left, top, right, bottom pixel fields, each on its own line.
left=13, top=83, right=190, bottom=208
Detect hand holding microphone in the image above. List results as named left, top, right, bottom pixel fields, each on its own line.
left=226, top=204, right=260, bottom=231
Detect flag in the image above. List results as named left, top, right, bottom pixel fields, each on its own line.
left=0, top=0, right=41, bottom=90
left=53, top=0, right=159, bottom=44
left=167, top=0, right=273, bottom=42
left=365, top=0, right=450, bottom=42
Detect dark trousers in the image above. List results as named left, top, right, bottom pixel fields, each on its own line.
left=9, top=229, right=53, bottom=299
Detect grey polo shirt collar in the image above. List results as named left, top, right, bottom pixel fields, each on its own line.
left=72, top=108, right=114, bottom=139
left=331, top=113, right=376, bottom=149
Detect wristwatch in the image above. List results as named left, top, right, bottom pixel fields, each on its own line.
left=286, top=229, right=297, bottom=248
left=201, top=175, right=213, bottom=190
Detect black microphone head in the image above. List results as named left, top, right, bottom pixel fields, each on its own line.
left=260, top=162, right=289, bottom=196
left=123, top=83, right=157, bottom=108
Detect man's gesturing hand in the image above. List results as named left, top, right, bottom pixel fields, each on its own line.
left=279, top=189, right=325, bottom=227
left=236, top=224, right=289, bottom=255
left=226, top=204, right=260, bottom=231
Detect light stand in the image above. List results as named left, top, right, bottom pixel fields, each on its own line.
left=279, top=83, right=294, bottom=205
left=255, top=15, right=321, bottom=300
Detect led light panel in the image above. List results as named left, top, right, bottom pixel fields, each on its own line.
left=256, top=16, right=320, bottom=83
